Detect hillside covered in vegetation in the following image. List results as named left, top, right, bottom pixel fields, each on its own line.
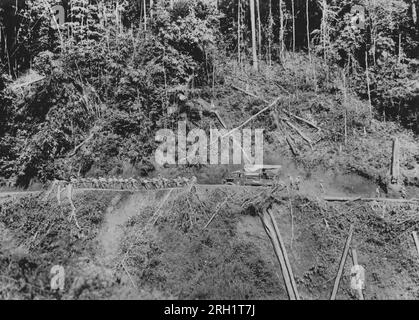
left=0, top=0, right=418, bottom=185
left=0, top=0, right=419, bottom=301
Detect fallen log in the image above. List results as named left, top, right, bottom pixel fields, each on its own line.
left=205, top=96, right=282, bottom=153
left=230, top=84, right=261, bottom=99
left=286, top=136, right=299, bottom=156
left=331, top=224, right=354, bottom=300
left=268, top=208, right=300, bottom=300
left=260, top=208, right=298, bottom=300
left=203, top=197, right=229, bottom=229
left=285, top=120, right=313, bottom=149
left=272, top=112, right=299, bottom=156
left=68, top=132, right=95, bottom=157
left=283, top=111, right=321, bottom=131
left=230, top=85, right=343, bottom=137
left=323, top=196, right=419, bottom=203
left=213, top=110, right=227, bottom=129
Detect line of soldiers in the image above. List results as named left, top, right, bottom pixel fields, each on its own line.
left=67, top=176, right=194, bottom=190
left=0, top=177, right=17, bottom=188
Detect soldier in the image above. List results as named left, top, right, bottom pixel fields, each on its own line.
left=175, top=177, right=184, bottom=187
left=148, top=178, right=155, bottom=189
left=170, top=178, right=178, bottom=188
left=151, top=178, right=159, bottom=189
left=7, top=176, right=17, bottom=188
left=162, top=177, right=170, bottom=188
left=79, top=177, right=85, bottom=188
left=128, top=177, right=137, bottom=190
left=135, top=178, right=141, bottom=189
left=119, top=177, right=125, bottom=189
left=156, top=175, right=165, bottom=188
left=158, top=177, right=165, bottom=188
left=70, top=176, right=78, bottom=188
left=375, top=187, right=380, bottom=198
left=181, top=177, right=190, bottom=186
left=99, top=177, right=107, bottom=189
left=109, top=176, right=116, bottom=189
left=77, top=177, right=84, bottom=188
left=171, top=177, right=179, bottom=187
left=400, top=185, right=407, bottom=199
left=288, top=176, right=295, bottom=190
left=142, top=178, right=151, bottom=189
left=139, top=178, right=146, bottom=189
left=295, top=176, right=301, bottom=191
left=93, top=177, right=100, bottom=189
left=0, top=177, right=6, bottom=188
left=190, top=176, right=197, bottom=184
left=105, top=177, right=112, bottom=189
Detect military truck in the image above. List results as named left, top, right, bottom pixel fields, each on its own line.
left=222, top=165, right=282, bottom=186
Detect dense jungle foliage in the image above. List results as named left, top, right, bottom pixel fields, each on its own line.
left=0, top=0, right=418, bottom=185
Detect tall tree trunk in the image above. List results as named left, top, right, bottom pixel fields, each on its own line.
left=321, top=0, right=328, bottom=63
left=238, top=0, right=241, bottom=64
left=150, top=0, right=154, bottom=18
left=268, top=0, right=273, bottom=65
left=250, top=0, right=258, bottom=70
left=143, top=0, right=147, bottom=31
left=398, top=33, right=402, bottom=63
left=279, top=0, right=284, bottom=58
left=365, top=51, right=372, bottom=120
left=256, top=0, right=262, bottom=60
left=306, top=0, right=311, bottom=61
left=292, top=0, right=295, bottom=52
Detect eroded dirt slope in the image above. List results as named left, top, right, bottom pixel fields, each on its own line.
left=1, top=182, right=418, bottom=300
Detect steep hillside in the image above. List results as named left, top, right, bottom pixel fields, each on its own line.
left=1, top=184, right=419, bottom=299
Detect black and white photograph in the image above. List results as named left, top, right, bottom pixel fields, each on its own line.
left=0, top=0, right=418, bottom=304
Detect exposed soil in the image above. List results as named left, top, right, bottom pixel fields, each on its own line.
left=1, top=178, right=418, bottom=299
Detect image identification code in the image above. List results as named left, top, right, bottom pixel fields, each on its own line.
left=164, top=304, right=255, bottom=317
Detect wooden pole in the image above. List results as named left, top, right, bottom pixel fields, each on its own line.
left=331, top=224, right=354, bottom=300
left=412, top=231, right=419, bottom=258
left=351, top=248, right=364, bottom=300
left=391, top=137, right=400, bottom=184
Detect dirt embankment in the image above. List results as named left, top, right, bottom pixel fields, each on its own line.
left=1, top=183, right=418, bottom=300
